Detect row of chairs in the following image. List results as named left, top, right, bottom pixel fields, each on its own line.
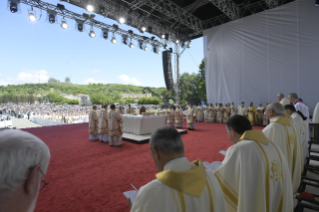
left=295, top=123, right=319, bottom=212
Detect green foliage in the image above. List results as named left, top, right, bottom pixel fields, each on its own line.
left=46, top=93, right=79, bottom=105
left=124, top=97, right=136, bottom=104
left=137, top=97, right=163, bottom=105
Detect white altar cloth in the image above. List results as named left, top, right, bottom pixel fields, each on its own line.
left=0, top=120, right=12, bottom=128
left=122, top=115, right=166, bottom=135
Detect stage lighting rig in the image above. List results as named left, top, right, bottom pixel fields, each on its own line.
left=46, top=10, right=58, bottom=24
left=118, top=16, right=125, bottom=24
left=8, top=0, right=21, bottom=14
left=122, top=35, right=128, bottom=45
left=138, top=40, right=143, bottom=50
left=102, top=29, right=109, bottom=40
left=181, top=42, right=185, bottom=49
left=140, top=26, right=147, bottom=33
left=99, top=6, right=106, bottom=16
left=129, top=42, right=135, bottom=48
left=89, top=26, right=96, bottom=38
left=86, top=4, right=94, bottom=12
left=76, top=20, right=85, bottom=32
left=61, top=18, right=68, bottom=29
left=28, top=7, right=40, bottom=22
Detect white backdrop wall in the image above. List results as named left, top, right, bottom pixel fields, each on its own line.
left=204, top=0, right=319, bottom=113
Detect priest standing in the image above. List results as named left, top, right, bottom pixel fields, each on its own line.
left=174, top=105, right=183, bottom=128
left=237, top=102, right=247, bottom=117
left=214, top=115, right=293, bottom=212
left=108, top=104, right=123, bottom=146
left=262, top=102, right=302, bottom=193
left=247, top=102, right=257, bottom=126
left=126, top=104, right=134, bottom=114
left=89, top=105, right=99, bottom=141
left=196, top=103, right=204, bottom=122
left=186, top=104, right=196, bottom=130
left=166, top=105, right=175, bottom=127
left=130, top=126, right=226, bottom=212
left=98, top=104, right=109, bottom=143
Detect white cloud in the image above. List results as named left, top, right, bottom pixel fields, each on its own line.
left=92, top=69, right=101, bottom=73
left=16, top=70, right=50, bottom=83
left=118, top=74, right=141, bottom=86
left=0, top=80, right=9, bottom=86
left=82, top=78, right=107, bottom=84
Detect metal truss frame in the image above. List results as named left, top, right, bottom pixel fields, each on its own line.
left=183, top=0, right=210, bottom=13
left=207, top=0, right=239, bottom=20
left=20, top=0, right=164, bottom=47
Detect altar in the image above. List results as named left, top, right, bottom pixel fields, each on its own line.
left=122, top=114, right=166, bottom=135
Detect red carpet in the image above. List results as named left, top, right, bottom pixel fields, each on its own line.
left=22, top=122, right=263, bottom=212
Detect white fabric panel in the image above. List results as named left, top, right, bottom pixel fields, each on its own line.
left=204, top=0, right=319, bottom=113
left=122, top=115, right=166, bottom=135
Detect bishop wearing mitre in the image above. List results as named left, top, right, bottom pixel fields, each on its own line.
left=196, top=103, right=204, bottom=122
left=262, top=102, right=302, bottom=193
left=174, top=105, right=183, bottom=128
left=166, top=105, right=175, bottom=127
left=108, top=104, right=123, bottom=146
left=130, top=127, right=226, bottom=212
left=89, top=105, right=99, bottom=141
left=214, top=115, right=293, bottom=212
left=186, top=104, right=196, bottom=130
left=98, top=104, right=109, bottom=143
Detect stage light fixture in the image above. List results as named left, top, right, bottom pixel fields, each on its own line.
left=9, top=1, right=19, bottom=13
left=141, top=26, right=146, bottom=32
left=181, top=42, right=185, bottom=48
left=122, top=35, right=128, bottom=45
left=161, top=34, right=165, bottom=39
left=148, top=27, right=152, bottom=33
left=138, top=40, right=143, bottom=49
left=86, top=4, right=94, bottom=12
left=187, top=42, right=191, bottom=48
left=102, top=30, right=109, bottom=39
left=175, top=39, right=180, bottom=44
left=118, top=16, right=125, bottom=24
left=99, top=6, right=106, bottom=15
left=28, top=12, right=36, bottom=22
left=77, top=23, right=83, bottom=32
left=49, top=14, right=56, bottom=24
left=144, top=46, right=148, bottom=51
left=111, top=36, right=117, bottom=44
left=89, top=30, right=96, bottom=38
left=129, top=43, right=135, bottom=48
left=315, top=0, right=319, bottom=6
left=61, top=20, right=68, bottom=29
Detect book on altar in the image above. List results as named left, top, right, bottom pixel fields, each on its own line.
left=219, top=150, right=226, bottom=155
left=202, top=161, right=222, bottom=172
left=123, top=184, right=138, bottom=203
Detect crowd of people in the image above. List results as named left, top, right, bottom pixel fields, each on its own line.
left=0, top=92, right=315, bottom=212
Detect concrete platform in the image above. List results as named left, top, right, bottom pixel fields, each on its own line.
left=123, top=129, right=188, bottom=144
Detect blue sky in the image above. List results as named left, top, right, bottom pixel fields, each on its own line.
left=0, top=0, right=203, bottom=87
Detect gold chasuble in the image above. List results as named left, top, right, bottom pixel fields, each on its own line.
left=214, top=130, right=293, bottom=212
left=174, top=108, right=184, bottom=127
left=89, top=110, right=99, bottom=136
left=263, top=116, right=302, bottom=193
left=98, top=109, right=108, bottom=135
left=131, top=158, right=226, bottom=212
left=247, top=106, right=257, bottom=126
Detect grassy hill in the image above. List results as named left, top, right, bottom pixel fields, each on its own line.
left=0, top=83, right=166, bottom=97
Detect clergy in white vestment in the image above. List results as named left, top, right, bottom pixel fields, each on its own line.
left=230, top=102, right=237, bottom=117
left=313, top=102, right=319, bottom=123
left=214, top=115, right=293, bottom=212
left=130, top=126, right=226, bottom=212
left=108, top=104, right=123, bottom=146
left=277, top=93, right=291, bottom=106
left=89, top=105, right=99, bottom=141
left=174, top=105, right=183, bottom=128
left=204, top=104, right=209, bottom=122
left=196, top=103, right=204, bottom=122
left=256, top=104, right=264, bottom=126
left=284, top=104, right=308, bottom=165
left=186, top=104, right=196, bottom=130
left=166, top=105, right=175, bottom=127
left=126, top=104, right=135, bottom=114
left=288, top=93, right=310, bottom=157
left=237, top=102, right=247, bottom=117
left=118, top=105, right=125, bottom=114
left=262, top=102, right=302, bottom=193
left=98, top=104, right=109, bottom=143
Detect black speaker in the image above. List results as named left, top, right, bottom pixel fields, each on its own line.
left=162, top=51, right=174, bottom=91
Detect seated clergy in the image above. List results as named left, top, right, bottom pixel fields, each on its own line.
left=89, top=105, right=99, bottom=141
left=262, top=103, right=302, bottom=193
left=98, top=104, right=109, bottom=143
left=214, top=115, right=293, bottom=212
left=130, top=126, right=226, bottom=212
left=0, top=130, right=51, bottom=212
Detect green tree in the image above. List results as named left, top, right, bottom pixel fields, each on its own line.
left=124, top=97, right=136, bottom=104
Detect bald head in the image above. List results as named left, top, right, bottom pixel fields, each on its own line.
left=266, top=102, right=284, bottom=119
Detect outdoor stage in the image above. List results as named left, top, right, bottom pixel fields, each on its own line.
left=23, top=122, right=263, bottom=212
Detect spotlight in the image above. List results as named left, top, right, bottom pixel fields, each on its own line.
left=122, top=35, right=128, bottom=45
left=111, top=36, right=117, bottom=44
left=144, top=46, right=148, bottom=51
left=89, top=30, right=96, bottom=38
left=99, top=6, right=106, bottom=15
left=103, top=30, right=108, bottom=39
left=153, top=46, right=157, bottom=54
left=129, top=43, right=135, bottom=48
left=157, top=50, right=161, bottom=54
left=181, top=42, right=185, bottom=48
left=118, top=17, right=125, bottom=24
left=77, top=23, right=83, bottom=32
left=161, top=34, right=165, bottom=39
left=138, top=40, right=143, bottom=49
left=9, top=2, right=18, bottom=13
left=175, top=39, right=180, bottom=44
left=49, top=14, right=55, bottom=24
left=86, top=4, right=94, bottom=12
left=61, top=20, right=68, bottom=29
left=141, top=26, right=146, bottom=32
left=315, top=0, right=319, bottom=6
left=187, top=42, right=191, bottom=48
left=28, top=12, right=36, bottom=22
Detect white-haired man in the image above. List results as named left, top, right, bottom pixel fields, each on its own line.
left=288, top=93, right=309, bottom=154
left=215, top=115, right=293, bottom=212
left=262, top=102, right=302, bottom=193
left=130, top=126, right=226, bottom=212
left=277, top=93, right=290, bottom=106
left=0, top=130, right=50, bottom=212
